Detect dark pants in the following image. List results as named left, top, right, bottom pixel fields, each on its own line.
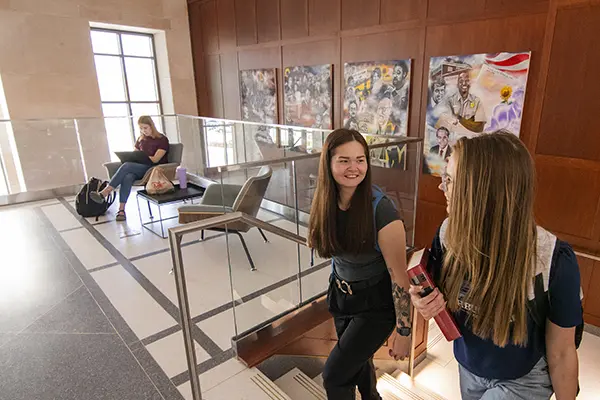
left=323, top=272, right=396, bottom=400
left=108, top=162, right=151, bottom=203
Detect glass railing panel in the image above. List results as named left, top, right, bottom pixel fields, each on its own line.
left=8, top=119, right=85, bottom=193
left=214, top=165, right=302, bottom=336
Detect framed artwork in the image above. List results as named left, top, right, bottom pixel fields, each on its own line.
left=283, top=64, right=333, bottom=129
left=423, top=51, right=532, bottom=176
left=240, top=68, right=278, bottom=124
left=344, top=60, right=412, bottom=169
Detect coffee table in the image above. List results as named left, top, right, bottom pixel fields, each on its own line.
left=136, top=183, right=205, bottom=238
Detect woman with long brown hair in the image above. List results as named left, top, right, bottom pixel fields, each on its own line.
left=308, top=128, right=412, bottom=399
left=411, top=131, right=582, bottom=399
left=91, top=116, right=169, bottom=221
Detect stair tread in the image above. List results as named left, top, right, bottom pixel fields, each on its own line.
left=275, top=368, right=327, bottom=400
left=379, top=372, right=447, bottom=400
left=205, top=368, right=293, bottom=400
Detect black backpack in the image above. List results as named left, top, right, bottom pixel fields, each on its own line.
left=75, top=177, right=115, bottom=221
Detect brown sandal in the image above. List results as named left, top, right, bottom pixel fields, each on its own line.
left=116, top=210, right=126, bottom=221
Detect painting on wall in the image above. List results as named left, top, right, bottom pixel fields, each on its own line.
left=240, top=68, right=278, bottom=124
left=423, top=51, right=532, bottom=176
left=283, top=64, right=333, bottom=129
left=343, top=60, right=412, bottom=169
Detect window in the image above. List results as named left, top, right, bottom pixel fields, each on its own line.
left=90, top=29, right=163, bottom=158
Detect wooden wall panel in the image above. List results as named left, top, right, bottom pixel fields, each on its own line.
left=281, top=0, right=308, bottom=39
left=585, top=261, right=600, bottom=320
left=427, top=0, right=485, bottom=21
left=235, top=0, right=258, bottom=46
left=221, top=52, right=241, bottom=120
left=535, top=157, right=600, bottom=240
left=188, top=2, right=600, bottom=332
left=414, top=200, right=447, bottom=248
left=188, top=1, right=209, bottom=115
left=217, top=0, right=237, bottom=51
left=536, top=5, right=600, bottom=161
left=200, top=0, right=219, bottom=54
left=309, top=0, right=340, bottom=36
left=341, top=0, right=380, bottom=30
left=381, top=0, right=424, bottom=23
left=282, top=40, right=338, bottom=68
left=484, top=0, right=549, bottom=13
left=257, top=0, right=281, bottom=43
left=238, top=47, right=281, bottom=71
left=578, top=255, right=594, bottom=308
left=206, top=55, right=224, bottom=118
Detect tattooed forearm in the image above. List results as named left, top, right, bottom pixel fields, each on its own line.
left=392, top=282, right=412, bottom=331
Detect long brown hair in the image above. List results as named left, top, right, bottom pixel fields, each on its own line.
left=308, top=129, right=374, bottom=258
left=136, top=115, right=162, bottom=144
left=443, top=131, right=537, bottom=347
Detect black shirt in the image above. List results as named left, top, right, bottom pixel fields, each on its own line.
left=332, top=197, right=400, bottom=281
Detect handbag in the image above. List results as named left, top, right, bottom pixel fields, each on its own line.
left=145, top=167, right=175, bottom=195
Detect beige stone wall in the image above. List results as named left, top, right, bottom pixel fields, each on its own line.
left=0, top=0, right=197, bottom=192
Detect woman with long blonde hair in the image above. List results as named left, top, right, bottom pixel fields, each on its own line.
left=91, top=116, right=169, bottom=221
left=410, top=131, right=582, bottom=399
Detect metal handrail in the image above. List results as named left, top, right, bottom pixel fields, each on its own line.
left=215, top=136, right=423, bottom=172
left=169, top=211, right=307, bottom=245
left=169, top=212, right=309, bottom=400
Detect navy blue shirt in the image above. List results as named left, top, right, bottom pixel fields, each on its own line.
left=428, top=227, right=583, bottom=380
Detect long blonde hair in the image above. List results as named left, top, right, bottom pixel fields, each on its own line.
left=443, top=131, right=537, bottom=347
left=136, top=115, right=162, bottom=143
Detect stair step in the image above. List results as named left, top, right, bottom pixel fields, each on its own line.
left=378, top=372, right=447, bottom=400
left=275, top=368, right=327, bottom=400
left=205, top=368, right=293, bottom=400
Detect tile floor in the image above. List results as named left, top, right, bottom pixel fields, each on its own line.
left=1, top=195, right=329, bottom=399
left=1, top=195, right=600, bottom=400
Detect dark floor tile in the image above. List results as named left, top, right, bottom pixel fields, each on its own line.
left=0, top=207, right=84, bottom=333
left=25, top=286, right=114, bottom=334
left=0, top=250, right=83, bottom=333
left=0, top=333, right=163, bottom=400
left=0, top=333, right=16, bottom=348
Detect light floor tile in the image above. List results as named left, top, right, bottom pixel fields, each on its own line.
left=204, top=368, right=290, bottom=400
left=414, top=357, right=462, bottom=400
left=0, top=199, right=60, bottom=211
left=60, top=228, right=116, bottom=270
left=299, top=266, right=330, bottom=302
left=133, top=225, right=307, bottom=319
left=197, top=309, right=236, bottom=351
left=93, top=219, right=169, bottom=259
left=133, top=246, right=232, bottom=318
left=91, top=266, right=175, bottom=339
left=145, top=331, right=210, bottom=379
left=233, top=281, right=300, bottom=334
left=426, top=334, right=455, bottom=367
left=41, top=203, right=81, bottom=231
left=177, top=359, right=249, bottom=400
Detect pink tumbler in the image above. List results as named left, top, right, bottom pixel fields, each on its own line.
left=176, top=166, right=187, bottom=189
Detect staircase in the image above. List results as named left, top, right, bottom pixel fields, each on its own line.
left=215, top=364, right=448, bottom=400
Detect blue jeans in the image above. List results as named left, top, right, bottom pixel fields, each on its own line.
left=459, top=357, right=553, bottom=400
left=109, top=162, right=151, bottom=203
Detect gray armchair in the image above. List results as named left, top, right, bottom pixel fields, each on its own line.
left=103, top=143, right=184, bottom=185
left=178, top=166, right=273, bottom=271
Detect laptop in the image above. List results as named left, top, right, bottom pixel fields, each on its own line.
left=114, top=151, right=153, bottom=165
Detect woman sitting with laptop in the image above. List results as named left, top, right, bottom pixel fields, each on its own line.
left=91, top=115, right=169, bottom=221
